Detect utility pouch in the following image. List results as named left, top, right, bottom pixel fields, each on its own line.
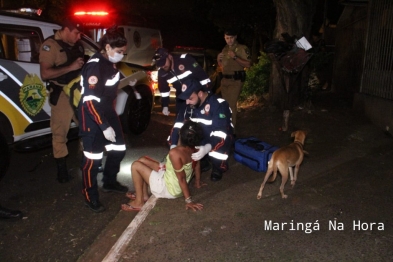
left=48, top=83, right=63, bottom=106
left=234, top=71, right=246, bottom=82
left=239, top=71, right=246, bottom=82
left=233, top=71, right=241, bottom=81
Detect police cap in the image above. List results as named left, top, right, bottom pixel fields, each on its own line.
left=224, top=28, right=237, bottom=36
left=62, top=17, right=83, bottom=32
left=178, top=78, right=207, bottom=100
left=152, top=47, right=169, bottom=67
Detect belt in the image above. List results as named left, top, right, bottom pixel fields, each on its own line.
left=222, top=74, right=235, bottom=79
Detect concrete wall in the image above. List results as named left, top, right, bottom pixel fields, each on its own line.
left=353, top=93, right=393, bottom=136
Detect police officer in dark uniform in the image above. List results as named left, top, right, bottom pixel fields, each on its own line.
left=217, top=29, right=251, bottom=135
left=39, top=18, right=85, bottom=183
left=169, top=78, right=234, bottom=181
left=78, top=26, right=128, bottom=213
left=152, top=48, right=211, bottom=116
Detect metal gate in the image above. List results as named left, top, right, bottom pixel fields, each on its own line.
left=361, top=0, right=393, bottom=100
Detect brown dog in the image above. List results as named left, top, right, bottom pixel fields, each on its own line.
left=257, top=130, right=307, bottom=199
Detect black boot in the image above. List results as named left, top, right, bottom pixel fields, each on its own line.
left=0, top=205, right=23, bottom=220
left=200, top=156, right=212, bottom=173
left=56, top=157, right=72, bottom=183
left=211, top=168, right=223, bottom=182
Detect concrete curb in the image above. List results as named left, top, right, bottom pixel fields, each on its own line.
left=102, top=195, right=157, bottom=262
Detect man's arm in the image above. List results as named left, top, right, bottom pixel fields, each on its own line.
left=40, top=58, right=84, bottom=81
left=157, top=72, right=171, bottom=108
left=184, top=55, right=210, bottom=86
left=168, top=111, right=185, bottom=148
left=209, top=99, right=232, bottom=148
left=227, top=48, right=251, bottom=68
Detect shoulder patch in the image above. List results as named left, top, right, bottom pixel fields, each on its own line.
left=42, top=45, right=51, bottom=51
left=88, top=76, right=98, bottom=85
left=245, top=48, right=250, bottom=55
left=219, top=113, right=226, bottom=118
left=192, top=62, right=199, bottom=68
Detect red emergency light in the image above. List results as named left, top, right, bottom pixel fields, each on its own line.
left=74, top=11, right=108, bottom=16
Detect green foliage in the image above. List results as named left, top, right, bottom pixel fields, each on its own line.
left=239, top=52, right=271, bottom=102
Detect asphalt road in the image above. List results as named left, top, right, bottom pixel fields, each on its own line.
left=0, top=100, right=174, bottom=261
left=97, top=93, right=393, bottom=261
left=1, top=93, right=393, bottom=261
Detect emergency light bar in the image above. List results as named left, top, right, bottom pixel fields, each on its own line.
left=4, top=7, right=42, bottom=16
left=74, top=11, right=108, bottom=16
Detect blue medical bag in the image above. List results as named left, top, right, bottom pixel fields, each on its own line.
left=234, top=137, right=279, bottom=172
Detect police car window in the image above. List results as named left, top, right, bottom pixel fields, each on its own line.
left=193, top=55, right=205, bottom=68
left=0, top=27, right=41, bottom=63
left=80, top=35, right=99, bottom=60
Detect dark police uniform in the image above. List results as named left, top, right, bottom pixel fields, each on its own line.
left=158, top=53, right=210, bottom=113
left=78, top=52, right=126, bottom=203
left=220, top=42, right=250, bottom=131
left=169, top=94, right=234, bottom=174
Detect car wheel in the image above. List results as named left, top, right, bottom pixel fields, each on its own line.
left=0, top=132, right=10, bottom=181
left=122, top=85, right=152, bottom=135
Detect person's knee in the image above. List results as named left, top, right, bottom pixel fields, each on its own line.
left=138, top=156, right=148, bottom=163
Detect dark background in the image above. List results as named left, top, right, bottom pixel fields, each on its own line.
left=1, top=0, right=344, bottom=52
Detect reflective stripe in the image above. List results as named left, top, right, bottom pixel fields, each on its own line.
left=167, top=71, right=192, bottom=83
left=180, top=54, right=187, bottom=58
left=167, top=135, right=170, bottom=141
left=209, top=151, right=228, bottom=160
left=88, top=58, right=99, bottom=63
left=0, top=90, right=32, bottom=124
left=80, top=75, right=85, bottom=94
left=0, top=65, right=33, bottom=124
left=83, top=95, right=101, bottom=103
left=83, top=151, right=103, bottom=160
left=217, top=98, right=225, bottom=103
left=200, top=78, right=211, bottom=85
left=210, top=131, right=227, bottom=139
left=174, top=122, right=184, bottom=129
left=105, top=144, right=126, bottom=151
left=0, top=65, right=22, bottom=86
left=190, top=117, right=212, bottom=126
left=160, top=91, right=170, bottom=97
left=105, top=72, right=120, bottom=86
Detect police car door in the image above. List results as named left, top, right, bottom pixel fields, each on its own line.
left=0, top=23, right=51, bottom=142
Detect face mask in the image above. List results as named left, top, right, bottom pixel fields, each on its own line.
left=108, top=52, right=124, bottom=63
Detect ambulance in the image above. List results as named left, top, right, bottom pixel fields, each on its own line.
left=0, top=9, right=158, bottom=178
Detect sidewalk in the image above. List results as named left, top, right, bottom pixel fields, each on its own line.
left=85, top=93, right=393, bottom=261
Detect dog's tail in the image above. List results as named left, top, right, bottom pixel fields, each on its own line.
left=268, top=164, right=278, bottom=182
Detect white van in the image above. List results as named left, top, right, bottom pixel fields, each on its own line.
left=86, top=25, right=162, bottom=67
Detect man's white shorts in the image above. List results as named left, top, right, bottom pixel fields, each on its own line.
left=149, top=169, right=177, bottom=199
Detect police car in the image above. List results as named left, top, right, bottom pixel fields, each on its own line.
left=0, top=9, right=154, bottom=178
